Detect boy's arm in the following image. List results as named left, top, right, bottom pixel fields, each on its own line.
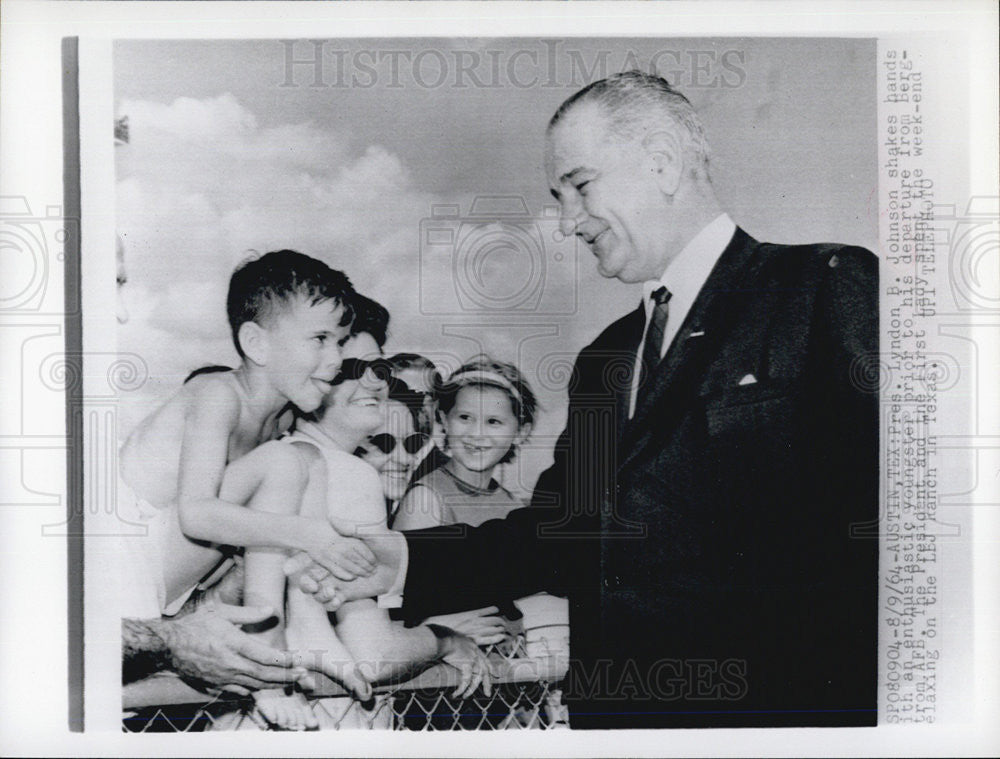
left=175, top=383, right=372, bottom=576
left=175, top=379, right=279, bottom=545
left=221, top=443, right=376, bottom=577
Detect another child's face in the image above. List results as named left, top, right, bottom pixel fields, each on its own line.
left=444, top=384, right=521, bottom=475
left=264, top=296, right=349, bottom=413
left=356, top=399, right=422, bottom=502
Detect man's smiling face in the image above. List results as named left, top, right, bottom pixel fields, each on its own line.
left=545, top=102, right=672, bottom=284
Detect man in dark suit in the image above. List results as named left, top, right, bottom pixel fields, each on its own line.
left=297, top=71, right=878, bottom=729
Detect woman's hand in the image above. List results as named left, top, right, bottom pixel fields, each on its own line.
left=424, top=607, right=507, bottom=646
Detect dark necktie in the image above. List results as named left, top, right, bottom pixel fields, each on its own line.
left=637, top=285, right=672, bottom=400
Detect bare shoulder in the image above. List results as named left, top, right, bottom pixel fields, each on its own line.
left=244, top=437, right=298, bottom=463
left=248, top=439, right=310, bottom=479
left=183, top=372, right=243, bottom=419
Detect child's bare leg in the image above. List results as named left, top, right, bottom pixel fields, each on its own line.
left=241, top=541, right=320, bottom=729
left=252, top=688, right=318, bottom=731
left=239, top=466, right=320, bottom=728
left=152, top=504, right=228, bottom=611
left=285, top=586, right=372, bottom=701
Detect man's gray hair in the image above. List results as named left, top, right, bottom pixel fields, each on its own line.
left=549, top=70, right=711, bottom=174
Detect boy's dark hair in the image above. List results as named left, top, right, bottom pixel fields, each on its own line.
left=349, top=292, right=390, bottom=348
left=437, top=354, right=537, bottom=465
left=226, top=249, right=354, bottom=359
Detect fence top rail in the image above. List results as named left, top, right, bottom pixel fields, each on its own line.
left=124, top=653, right=569, bottom=709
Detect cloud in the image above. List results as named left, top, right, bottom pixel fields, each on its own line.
left=117, top=93, right=441, bottom=331
left=115, top=91, right=587, bottom=470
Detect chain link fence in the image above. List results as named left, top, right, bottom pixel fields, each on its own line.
left=124, top=612, right=570, bottom=731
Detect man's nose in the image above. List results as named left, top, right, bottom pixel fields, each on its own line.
left=558, top=200, right=584, bottom=237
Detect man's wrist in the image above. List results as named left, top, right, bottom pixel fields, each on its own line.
left=122, top=617, right=172, bottom=684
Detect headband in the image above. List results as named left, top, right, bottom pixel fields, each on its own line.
left=448, top=368, right=523, bottom=407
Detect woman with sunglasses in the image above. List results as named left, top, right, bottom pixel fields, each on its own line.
left=354, top=382, right=429, bottom=522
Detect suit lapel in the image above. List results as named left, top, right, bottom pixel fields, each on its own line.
left=618, top=228, right=759, bottom=472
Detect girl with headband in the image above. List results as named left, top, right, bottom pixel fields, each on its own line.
left=393, top=354, right=538, bottom=653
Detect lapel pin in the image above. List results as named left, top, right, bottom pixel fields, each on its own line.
left=738, top=373, right=758, bottom=386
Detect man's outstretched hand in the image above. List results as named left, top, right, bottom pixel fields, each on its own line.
left=285, top=529, right=406, bottom=609
left=157, top=602, right=315, bottom=694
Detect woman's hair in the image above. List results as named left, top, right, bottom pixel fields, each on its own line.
left=349, top=292, right=390, bottom=348
left=387, top=377, right=428, bottom=434
left=436, top=353, right=538, bottom=464
left=387, top=352, right=443, bottom=394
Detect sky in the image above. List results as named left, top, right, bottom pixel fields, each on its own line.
left=115, top=37, right=877, bottom=494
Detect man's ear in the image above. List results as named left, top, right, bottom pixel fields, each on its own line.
left=238, top=321, right=269, bottom=366
left=643, top=129, right=684, bottom=196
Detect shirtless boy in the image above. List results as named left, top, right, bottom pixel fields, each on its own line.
left=118, top=249, right=375, bottom=617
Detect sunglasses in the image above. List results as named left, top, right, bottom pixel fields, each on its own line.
left=332, top=357, right=394, bottom=385
left=367, top=432, right=429, bottom=456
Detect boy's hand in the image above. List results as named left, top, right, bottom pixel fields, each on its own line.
left=302, top=521, right=377, bottom=581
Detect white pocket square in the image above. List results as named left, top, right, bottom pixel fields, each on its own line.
left=738, top=373, right=758, bottom=386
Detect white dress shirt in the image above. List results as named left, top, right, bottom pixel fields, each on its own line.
left=628, top=213, right=736, bottom=418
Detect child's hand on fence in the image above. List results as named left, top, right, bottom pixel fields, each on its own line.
left=425, top=607, right=507, bottom=646
left=438, top=630, right=494, bottom=699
